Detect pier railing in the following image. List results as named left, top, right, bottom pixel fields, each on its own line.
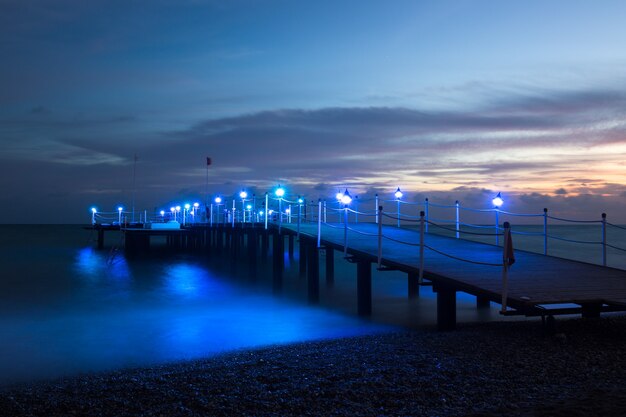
left=92, top=192, right=625, bottom=268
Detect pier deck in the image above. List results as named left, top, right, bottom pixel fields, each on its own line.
left=282, top=222, right=626, bottom=317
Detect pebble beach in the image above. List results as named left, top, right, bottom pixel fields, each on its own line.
left=1, top=315, right=625, bottom=416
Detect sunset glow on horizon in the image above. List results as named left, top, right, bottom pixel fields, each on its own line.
left=1, top=0, right=625, bottom=222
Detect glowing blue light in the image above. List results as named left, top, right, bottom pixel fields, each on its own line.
left=298, top=198, right=303, bottom=204
left=285, top=208, right=290, bottom=213
left=246, top=204, right=252, bottom=210
left=394, top=187, right=403, bottom=199
left=336, top=192, right=344, bottom=201
left=275, top=186, right=285, bottom=197
left=91, top=207, right=97, bottom=213
left=214, top=197, right=222, bottom=204
left=176, top=206, right=181, bottom=212
left=259, top=210, right=264, bottom=216
left=117, top=206, right=123, bottom=212
left=184, top=203, right=190, bottom=210
left=341, top=189, right=352, bottom=205
left=239, top=190, right=248, bottom=199
left=492, top=192, right=504, bottom=208
left=269, top=210, right=274, bottom=215
left=160, top=210, right=165, bottom=216
left=170, top=207, right=175, bottom=213
left=193, top=202, right=199, bottom=208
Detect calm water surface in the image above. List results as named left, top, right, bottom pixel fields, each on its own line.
left=1, top=224, right=622, bottom=384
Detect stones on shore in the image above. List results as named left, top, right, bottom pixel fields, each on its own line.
left=1, top=316, right=626, bottom=416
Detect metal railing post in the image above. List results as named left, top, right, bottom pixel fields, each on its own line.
left=323, top=200, right=327, bottom=223
left=543, top=208, right=548, bottom=255
left=501, top=222, right=511, bottom=312
left=264, top=193, right=268, bottom=230
left=455, top=200, right=460, bottom=239
left=495, top=209, right=500, bottom=246
left=375, top=194, right=379, bottom=224
left=377, top=205, right=383, bottom=268
left=397, top=198, right=401, bottom=228
left=210, top=204, right=213, bottom=227
left=288, top=204, right=292, bottom=224
left=297, top=200, right=301, bottom=238
left=317, top=199, right=322, bottom=248
left=278, top=198, right=282, bottom=234
left=424, top=198, right=429, bottom=233
left=343, top=206, right=348, bottom=256
left=602, top=213, right=607, bottom=266
left=231, top=209, right=235, bottom=227
left=419, top=211, right=425, bottom=284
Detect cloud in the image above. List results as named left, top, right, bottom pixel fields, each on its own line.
left=1, top=83, right=625, bottom=222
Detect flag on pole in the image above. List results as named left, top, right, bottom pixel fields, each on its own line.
left=206, top=157, right=212, bottom=166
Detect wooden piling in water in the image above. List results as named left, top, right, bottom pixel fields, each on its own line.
left=434, top=284, right=456, bottom=331
left=476, top=295, right=490, bottom=309
left=288, top=234, right=294, bottom=258
left=325, top=247, right=334, bottom=286
left=299, top=238, right=307, bottom=277
left=408, top=272, right=419, bottom=298
left=307, top=242, right=319, bottom=303
left=272, top=231, right=283, bottom=292
left=357, top=259, right=372, bottom=316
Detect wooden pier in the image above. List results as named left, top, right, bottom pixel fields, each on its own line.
left=92, top=221, right=626, bottom=331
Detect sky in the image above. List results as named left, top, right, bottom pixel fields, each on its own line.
left=1, top=0, right=625, bottom=223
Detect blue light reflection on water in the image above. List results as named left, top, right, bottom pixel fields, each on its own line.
left=0, top=227, right=392, bottom=384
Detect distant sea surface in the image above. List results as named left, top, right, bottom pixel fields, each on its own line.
left=0, top=224, right=623, bottom=385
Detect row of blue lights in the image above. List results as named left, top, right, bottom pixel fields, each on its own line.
left=90, top=187, right=505, bottom=215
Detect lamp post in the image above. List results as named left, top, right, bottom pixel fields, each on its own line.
left=117, top=206, right=123, bottom=225
left=239, top=190, right=248, bottom=223
left=276, top=186, right=285, bottom=233
left=91, top=207, right=97, bottom=225
left=170, top=207, right=175, bottom=221
left=394, top=187, right=403, bottom=228
left=341, top=189, right=352, bottom=256
left=336, top=191, right=343, bottom=222
left=492, top=192, right=503, bottom=245
left=184, top=203, right=190, bottom=226
left=193, top=202, right=199, bottom=224
left=214, top=197, right=222, bottom=224
left=176, top=206, right=181, bottom=223
left=297, top=197, right=303, bottom=237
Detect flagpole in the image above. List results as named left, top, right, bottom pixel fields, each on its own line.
left=131, top=154, right=137, bottom=223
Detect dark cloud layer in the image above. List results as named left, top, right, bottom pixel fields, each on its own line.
left=1, top=85, right=625, bottom=223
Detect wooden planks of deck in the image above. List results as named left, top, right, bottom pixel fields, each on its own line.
left=282, top=222, right=626, bottom=318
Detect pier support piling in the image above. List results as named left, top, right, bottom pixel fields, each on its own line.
left=581, top=303, right=602, bottom=318
left=247, top=229, right=258, bottom=280
left=97, top=229, right=105, bottom=250
left=476, top=295, right=490, bottom=309
left=299, top=239, right=307, bottom=277
left=325, top=247, right=335, bottom=286
left=272, top=232, right=284, bottom=293
left=357, top=260, right=372, bottom=316
left=434, top=284, right=457, bottom=331
left=408, top=272, right=419, bottom=298
left=307, top=243, right=320, bottom=304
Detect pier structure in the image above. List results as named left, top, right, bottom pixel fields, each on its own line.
left=90, top=189, right=626, bottom=330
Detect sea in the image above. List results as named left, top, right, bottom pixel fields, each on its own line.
left=0, top=224, right=624, bottom=385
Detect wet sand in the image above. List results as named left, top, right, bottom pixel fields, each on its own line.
left=1, top=315, right=625, bottom=416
